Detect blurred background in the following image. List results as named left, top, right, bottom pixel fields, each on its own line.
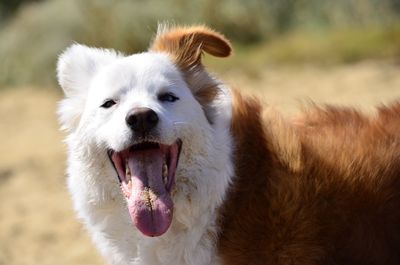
left=1, top=0, right=400, bottom=264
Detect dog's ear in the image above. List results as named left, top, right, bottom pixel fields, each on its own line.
left=149, top=25, right=231, bottom=69
left=150, top=25, right=232, bottom=124
left=57, top=44, right=120, bottom=131
left=57, top=44, right=119, bottom=97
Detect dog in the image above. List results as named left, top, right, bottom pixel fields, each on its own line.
left=57, top=25, right=400, bottom=265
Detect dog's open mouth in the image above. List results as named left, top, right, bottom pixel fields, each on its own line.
left=108, top=139, right=182, bottom=237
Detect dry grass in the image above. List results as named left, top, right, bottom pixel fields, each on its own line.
left=0, top=62, right=400, bottom=265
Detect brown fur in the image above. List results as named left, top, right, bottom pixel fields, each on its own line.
left=149, top=25, right=231, bottom=70
left=152, top=25, right=400, bottom=264
left=218, top=91, right=400, bottom=264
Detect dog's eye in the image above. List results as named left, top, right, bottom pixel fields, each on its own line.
left=100, top=99, right=117, bottom=108
left=158, top=92, right=179, bottom=103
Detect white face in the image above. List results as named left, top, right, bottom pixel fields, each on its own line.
left=81, top=52, right=208, bottom=153
left=60, top=48, right=215, bottom=237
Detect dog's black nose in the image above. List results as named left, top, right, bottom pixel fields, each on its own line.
left=126, top=107, right=159, bottom=134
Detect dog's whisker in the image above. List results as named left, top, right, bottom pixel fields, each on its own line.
left=173, top=121, right=189, bottom=126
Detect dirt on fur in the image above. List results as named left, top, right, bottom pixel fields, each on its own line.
left=0, top=61, right=399, bottom=265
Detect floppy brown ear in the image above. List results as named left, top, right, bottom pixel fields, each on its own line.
left=149, top=25, right=232, bottom=69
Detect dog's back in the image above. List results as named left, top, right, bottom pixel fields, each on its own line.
left=218, top=93, right=400, bottom=265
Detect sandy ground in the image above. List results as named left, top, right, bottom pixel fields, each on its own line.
left=0, top=61, right=399, bottom=265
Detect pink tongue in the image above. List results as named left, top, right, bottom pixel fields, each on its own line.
left=127, top=149, right=173, bottom=237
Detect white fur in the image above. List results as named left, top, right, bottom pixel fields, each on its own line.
left=57, top=44, right=233, bottom=265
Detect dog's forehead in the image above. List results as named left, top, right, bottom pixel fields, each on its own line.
left=94, top=52, right=184, bottom=94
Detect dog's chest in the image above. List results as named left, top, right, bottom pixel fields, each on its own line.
left=138, top=228, right=220, bottom=265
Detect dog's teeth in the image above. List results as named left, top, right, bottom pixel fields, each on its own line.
left=125, top=161, right=131, bottom=178
left=162, top=163, right=168, bottom=184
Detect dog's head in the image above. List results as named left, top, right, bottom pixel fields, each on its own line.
left=57, top=25, right=231, bottom=237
